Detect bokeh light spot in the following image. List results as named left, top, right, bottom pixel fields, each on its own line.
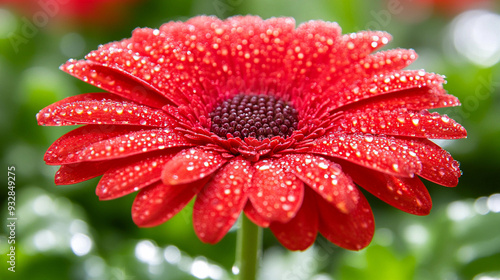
left=404, top=224, right=429, bottom=245
left=190, top=257, right=210, bottom=279
left=487, top=193, right=500, bottom=213
left=33, top=230, right=56, bottom=251
left=232, top=265, right=240, bottom=275
left=32, top=194, right=54, bottom=216
left=164, top=245, right=181, bottom=264
left=474, top=274, right=500, bottom=280
left=208, top=264, right=224, bottom=279
left=451, top=10, right=500, bottom=67
left=70, top=233, right=92, bottom=256
left=474, top=196, right=489, bottom=215
left=447, top=200, right=474, bottom=221
left=135, top=240, right=162, bottom=265
left=69, top=219, right=89, bottom=235
left=84, top=256, right=106, bottom=278
left=0, top=9, right=17, bottom=39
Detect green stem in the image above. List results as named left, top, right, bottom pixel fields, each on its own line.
left=234, top=214, right=262, bottom=280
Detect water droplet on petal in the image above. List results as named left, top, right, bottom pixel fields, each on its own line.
left=318, top=162, right=328, bottom=169
left=392, top=163, right=399, bottom=172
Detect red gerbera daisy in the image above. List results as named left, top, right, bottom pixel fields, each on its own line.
left=37, top=15, right=466, bottom=251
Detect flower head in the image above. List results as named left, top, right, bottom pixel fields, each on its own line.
left=37, top=16, right=466, bottom=251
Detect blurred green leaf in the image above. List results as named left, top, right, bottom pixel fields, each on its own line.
left=338, top=245, right=416, bottom=280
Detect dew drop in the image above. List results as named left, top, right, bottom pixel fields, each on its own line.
left=258, top=165, right=270, bottom=171
left=392, top=163, right=399, bottom=172
left=282, top=204, right=292, bottom=211
left=318, top=162, right=328, bottom=170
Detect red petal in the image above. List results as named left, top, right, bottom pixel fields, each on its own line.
left=54, top=128, right=191, bottom=164
left=96, top=153, right=175, bottom=200
left=37, top=93, right=176, bottom=127
left=336, top=109, right=467, bottom=139
left=331, top=70, right=445, bottom=110
left=314, top=31, right=393, bottom=92
left=55, top=160, right=116, bottom=185
left=161, top=148, right=227, bottom=185
left=288, top=28, right=392, bottom=106
left=247, top=159, right=304, bottom=223
left=346, top=87, right=461, bottom=112
left=269, top=188, right=318, bottom=251
left=341, top=161, right=432, bottom=215
left=244, top=202, right=270, bottom=228
left=39, top=93, right=123, bottom=113
left=356, top=48, right=417, bottom=77
left=81, top=27, right=200, bottom=107
left=222, top=16, right=296, bottom=94
left=325, top=49, right=417, bottom=99
left=44, top=125, right=139, bottom=165
left=145, top=17, right=231, bottom=106
left=338, top=31, right=392, bottom=60
left=285, top=20, right=342, bottom=87
left=84, top=39, right=186, bottom=105
left=407, top=138, right=462, bottom=187
left=54, top=151, right=173, bottom=185
left=317, top=190, right=375, bottom=250
left=311, top=133, right=421, bottom=177
left=60, top=60, right=172, bottom=108
left=193, top=158, right=253, bottom=244
left=131, top=179, right=208, bottom=227
left=89, top=16, right=298, bottom=110
left=282, top=154, right=359, bottom=214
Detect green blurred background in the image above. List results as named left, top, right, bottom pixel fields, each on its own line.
left=1, top=0, right=500, bottom=279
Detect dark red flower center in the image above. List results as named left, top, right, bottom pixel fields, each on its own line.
left=209, top=94, right=298, bottom=141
